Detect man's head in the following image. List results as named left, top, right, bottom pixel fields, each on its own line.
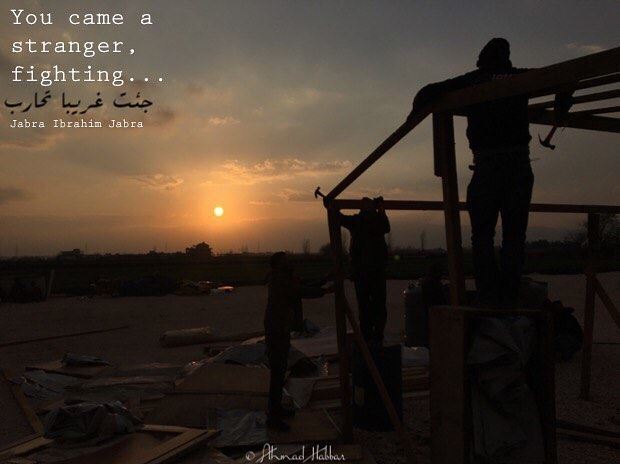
left=360, top=197, right=374, bottom=212
left=270, top=251, right=288, bottom=271
left=477, top=38, right=511, bottom=69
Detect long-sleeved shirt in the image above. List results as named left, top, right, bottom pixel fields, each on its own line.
left=413, top=65, right=531, bottom=154
left=339, top=210, right=391, bottom=275
left=264, top=270, right=327, bottom=335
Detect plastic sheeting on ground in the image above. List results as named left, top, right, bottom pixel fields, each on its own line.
left=44, top=401, right=141, bottom=444
left=210, top=409, right=267, bottom=447
left=468, top=316, right=545, bottom=463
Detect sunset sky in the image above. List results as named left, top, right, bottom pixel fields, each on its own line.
left=1, top=0, right=618, bottom=255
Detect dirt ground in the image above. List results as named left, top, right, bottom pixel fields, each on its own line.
left=1, top=272, right=618, bottom=463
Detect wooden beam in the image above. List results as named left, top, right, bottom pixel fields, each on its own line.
left=569, top=72, right=620, bottom=92
left=434, top=47, right=620, bottom=112
left=331, top=199, right=620, bottom=214
left=434, top=113, right=465, bottom=305
left=0, top=325, right=130, bottom=348
left=341, top=297, right=419, bottom=463
left=529, top=110, right=620, bottom=133
left=594, top=276, right=620, bottom=329
left=528, top=88, right=620, bottom=112
left=327, top=208, right=353, bottom=442
left=2, top=369, right=44, bottom=434
left=429, top=307, right=468, bottom=464
left=570, top=105, right=620, bottom=116
left=453, top=73, right=620, bottom=117
left=537, top=310, right=558, bottom=464
left=326, top=109, right=430, bottom=200
left=580, top=213, right=599, bottom=400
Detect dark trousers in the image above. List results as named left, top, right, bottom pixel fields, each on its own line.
left=354, top=271, right=387, bottom=343
left=265, top=333, right=290, bottom=417
left=466, top=153, right=534, bottom=308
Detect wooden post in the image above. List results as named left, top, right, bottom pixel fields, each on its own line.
left=429, top=307, right=467, bottom=464
left=593, top=276, right=620, bottom=329
left=341, top=299, right=419, bottom=464
left=327, top=208, right=353, bottom=442
left=433, top=112, right=465, bottom=305
left=580, top=213, right=599, bottom=400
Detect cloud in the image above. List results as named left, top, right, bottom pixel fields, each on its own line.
left=208, top=116, right=240, bottom=126
left=129, top=174, right=184, bottom=190
left=566, top=43, right=606, bottom=54
left=217, top=158, right=352, bottom=185
left=0, top=114, right=64, bottom=150
left=0, top=187, right=33, bottom=205
left=280, top=88, right=344, bottom=108
left=249, top=200, right=276, bottom=206
left=0, top=49, right=13, bottom=75
left=150, top=106, right=177, bottom=127
left=278, top=188, right=314, bottom=202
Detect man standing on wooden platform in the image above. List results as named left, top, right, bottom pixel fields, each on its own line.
left=408, top=38, right=572, bottom=309
left=339, top=197, right=391, bottom=343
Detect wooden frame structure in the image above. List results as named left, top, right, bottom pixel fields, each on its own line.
left=323, top=47, right=620, bottom=462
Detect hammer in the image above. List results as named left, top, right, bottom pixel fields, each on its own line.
left=538, top=91, right=573, bottom=150
left=314, top=186, right=325, bottom=199
left=538, top=126, right=558, bottom=150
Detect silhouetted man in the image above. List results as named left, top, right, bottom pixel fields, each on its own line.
left=339, top=197, right=390, bottom=343
left=409, top=38, right=571, bottom=308
left=264, top=252, right=331, bottom=431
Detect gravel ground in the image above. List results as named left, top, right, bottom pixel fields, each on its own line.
left=0, top=272, right=618, bottom=463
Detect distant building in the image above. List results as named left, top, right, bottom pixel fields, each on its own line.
left=57, top=249, right=83, bottom=259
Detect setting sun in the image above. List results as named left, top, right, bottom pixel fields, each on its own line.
left=214, top=206, right=224, bottom=217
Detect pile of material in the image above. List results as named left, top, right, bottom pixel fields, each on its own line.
left=2, top=322, right=412, bottom=463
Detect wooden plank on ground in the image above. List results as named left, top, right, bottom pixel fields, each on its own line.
left=25, top=360, right=110, bottom=379
left=0, top=325, right=130, bottom=348
left=0, top=435, right=51, bottom=462
left=1, top=369, right=44, bottom=434
left=0, top=425, right=218, bottom=464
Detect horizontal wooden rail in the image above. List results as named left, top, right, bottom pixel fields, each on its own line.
left=528, top=88, right=620, bottom=112
left=570, top=105, right=620, bottom=116
left=528, top=110, right=620, bottom=133
left=570, top=73, right=620, bottom=92
left=433, top=47, right=620, bottom=112
left=331, top=199, right=620, bottom=214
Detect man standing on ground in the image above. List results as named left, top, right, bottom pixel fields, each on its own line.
left=339, top=197, right=391, bottom=344
left=408, top=38, right=571, bottom=308
left=264, top=252, right=332, bottom=431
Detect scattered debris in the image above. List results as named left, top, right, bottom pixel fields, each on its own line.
left=43, top=401, right=141, bottom=443
left=175, top=280, right=213, bottom=296
left=0, top=424, right=218, bottom=464
left=213, top=286, right=235, bottom=294
left=2, top=322, right=402, bottom=462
